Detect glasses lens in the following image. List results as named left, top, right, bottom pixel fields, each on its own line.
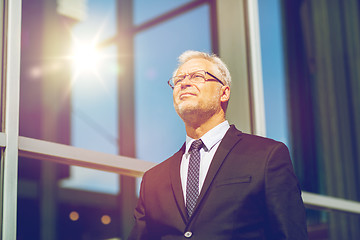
left=190, top=71, right=206, bottom=83
left=173, top=75, right=185, bottom=86
left=170, top=70, right=207, bottom=88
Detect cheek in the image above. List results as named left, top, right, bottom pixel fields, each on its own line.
left=172, top=90, right=179, bottom=103
left=206, top=89, right=221, bottom=101
left=173, top=91, right=182, bottom=108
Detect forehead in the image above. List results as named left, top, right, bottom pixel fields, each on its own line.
left=177, top=58, right=217, bottom=75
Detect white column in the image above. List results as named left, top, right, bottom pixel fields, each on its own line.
left=1, top=0, right=22, bottom=239
left=217, top=0, right=266, bottom=136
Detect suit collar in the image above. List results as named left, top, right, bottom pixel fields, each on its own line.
left=184, top=120, right=230, bottom=153
left=169, top=125, right=243, bottom=223
left=169, top=143, right=188, bottom=223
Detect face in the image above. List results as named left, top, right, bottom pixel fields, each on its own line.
left=172, top=58, right=229, bottom=122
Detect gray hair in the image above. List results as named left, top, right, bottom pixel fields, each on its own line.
left=173, top=50, right=232, bottom=86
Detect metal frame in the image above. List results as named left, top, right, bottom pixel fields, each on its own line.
left=18, top=136, right=156, bottom=177
left=1, top=0, right=22, bottom=239
left=302, top=192, right=360, bottom=215
left=243, top=0, right=266, bottom=137
left=99, top=0, right=210, bottom=48
left=0, top=132, right=6, bottom=147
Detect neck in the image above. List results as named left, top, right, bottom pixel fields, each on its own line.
left=184, top=112, right=226, bottom=139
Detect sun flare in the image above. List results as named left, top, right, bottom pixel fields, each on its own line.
left=71, top=41, right=103, bottom=73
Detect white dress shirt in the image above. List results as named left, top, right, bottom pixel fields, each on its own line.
left=180, top=121, right=230, bottom=202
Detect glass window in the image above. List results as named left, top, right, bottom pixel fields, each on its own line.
left=71, top=44, right=118, bottom=155
left=20, top=0, right=117, bottom=150
left=17, top=159, right=122, bottom=240
left=20, top=0, right=119, bottom=194
left=258, top=1, right=360, bottom=239
left=67, top=0, right=119, bottom=194
left=134, top=4, right=211, bottom=163
left=258, top=0, right=289, bottom=146
left=71, top=0, right=118, bottom=155
left=134, top=0, right=194, bottom=25
left=306, top=208, right=360, bottom=240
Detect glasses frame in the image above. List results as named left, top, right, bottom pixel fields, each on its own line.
left=168, top=70, right=224, bottom=89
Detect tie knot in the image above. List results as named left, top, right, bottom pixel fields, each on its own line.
left=190, top=139, right=203, bottom=151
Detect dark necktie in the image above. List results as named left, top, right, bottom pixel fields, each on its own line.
left=186, top=139, right=203, bottom=217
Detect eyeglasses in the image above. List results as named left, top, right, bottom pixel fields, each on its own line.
left=167, top=70, right=224, bottom=89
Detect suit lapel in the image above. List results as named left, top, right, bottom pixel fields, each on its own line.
left=192, top=125, right=243, bottom=216
left=169, top=126, right=243, bottom=223
left=169, top=144, right=188, bottom=223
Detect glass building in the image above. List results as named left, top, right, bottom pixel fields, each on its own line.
left=1, top=0, right=359, bottom=239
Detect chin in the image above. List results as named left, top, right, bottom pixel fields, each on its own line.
left=175, top=103, right=198, bottom=117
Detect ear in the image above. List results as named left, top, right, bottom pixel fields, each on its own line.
left=220, top=86, right=230, bottom=103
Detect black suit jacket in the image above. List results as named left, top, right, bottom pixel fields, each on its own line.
left=128, top=125, right=308, bottom=240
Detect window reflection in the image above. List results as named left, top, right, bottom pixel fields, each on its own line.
left=20, top=0, right=119, bottom=194
left=258, top=0, right=288, bottom=145
left=17, top=158, right=123, bottom=240
left=306, top=208, right=360, bottom=240
left=133, top=0, right=194, bottom=25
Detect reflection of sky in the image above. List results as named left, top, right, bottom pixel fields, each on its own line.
left=74, top=0, right=116, bottom=39
left=258, top=0, right=288, bottom=146
left=61, top=0, right=119, bottom=194
left=133, top=0, right=193, bottom=25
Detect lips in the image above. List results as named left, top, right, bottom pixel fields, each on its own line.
left=179, top=92, right=196, bottom=98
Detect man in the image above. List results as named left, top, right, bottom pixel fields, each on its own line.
left=128, top=50, right=308, bottom=240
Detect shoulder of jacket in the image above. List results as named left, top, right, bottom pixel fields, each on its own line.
left=228, top=125, right=286, bottom=150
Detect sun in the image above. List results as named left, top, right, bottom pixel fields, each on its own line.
left=71, top=41, right=103, bottom=74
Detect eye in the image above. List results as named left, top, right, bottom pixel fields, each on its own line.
left=191, top=73, right=205, bottom=81
left=174, top=75, right=185, bottom=85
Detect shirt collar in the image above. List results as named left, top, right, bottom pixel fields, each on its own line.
left=185, top=120, right=230, bottom=153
